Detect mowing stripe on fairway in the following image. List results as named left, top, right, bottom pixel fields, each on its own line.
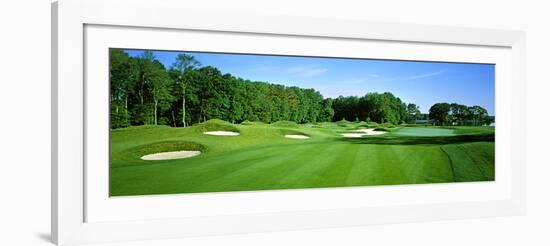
left=110, top=124, right=494, bottom=196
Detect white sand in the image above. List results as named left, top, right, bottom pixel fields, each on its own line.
left=203, top=131, right=240, bottom=136
left=141, top=150, right=201, bottom=160
left=341, top=128, right=387, bottom=138
left=355, top=128, right=387, bottom=135
left=341, top=133, right=366, bottom=138
left=285, top=134, right=310, bottom=139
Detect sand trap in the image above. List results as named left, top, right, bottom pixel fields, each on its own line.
left=355, top=128, right=387, bottom=135
left=285, top=134, right=310, bottom=139
left=203, top=131, right=240, bottom=136
left=341, top=133, right=366, bottom=138
left=141, top=150, right=201, bottom=160
left=341, top=128, right=387, bottom=138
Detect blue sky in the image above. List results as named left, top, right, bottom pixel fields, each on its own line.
left=123, top=49, right=495, bottom=115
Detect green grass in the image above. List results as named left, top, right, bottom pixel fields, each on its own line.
left=270, top=120, right=299, bottom=128
left=391, top=127, right=456, bottom=137
left=110, top=122, right=495, bottom=196
left=194, top=119, right=240, bottom=133
left=336, top=119, right=352, bottom=127
left=240, top=120, right=267, bottom=126
left=441, top=142, right=495, bottom=181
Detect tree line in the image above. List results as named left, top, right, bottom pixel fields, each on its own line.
left=429, top=103, right=493, bottom=126
left=331, top=93, right=412, bottom=124
left=110, top=49, right=493, bottom=129
left=110, top=50, right=334, bottom=128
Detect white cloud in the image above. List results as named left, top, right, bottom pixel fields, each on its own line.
left=375, top=70, right=445, bottom=83
left=348, top=74, right=381, bottom=84
left=287, top=66, right=328, bottom=77
left=251, top=65, right=277, bottom=72
left=350, top=78, right=367, bottom=84
left=403, top=70, right=446, bottom=80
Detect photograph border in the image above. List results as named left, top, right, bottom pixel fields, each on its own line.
left=52, top=0, right=525, bottom=245
left=85, top=24, right=508, bottom=223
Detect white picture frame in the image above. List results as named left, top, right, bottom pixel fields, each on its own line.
left=52, top=0, right=526, bottom=245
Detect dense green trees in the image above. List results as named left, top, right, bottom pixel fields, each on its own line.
left=429, top=103, right=493, bottom=126
left=109, top=50, right=137, bottom=128
left=110, top=50, right=336, bottom=128
left=428, top=103, right=451, bottom=125
left=170, top=54, right=201, bottom=127
left=110, top=49, right=493, bottom=129
left=332, top=92, right=408, bottom=124
left=406, top=103, right=421, bottom=124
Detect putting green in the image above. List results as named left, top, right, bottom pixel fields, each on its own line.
left=392, top=127, right=456, bottom=137
left=110, top=122, right=494, bottom=196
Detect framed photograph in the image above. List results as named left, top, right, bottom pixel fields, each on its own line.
left=52, top=0, right=526, bottom=245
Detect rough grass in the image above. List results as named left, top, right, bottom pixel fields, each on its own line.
left=270, top=120, right=299, bottom=128
left=441, top=142, right=495, bottom=181
left=112, top=141, right=206, bottom=168
left=240, top=120, right=267, bottom=125
left=195, top=119, right=240, bottom=133
left=279, top=128, right=311, bottom=137
left=336, top=119, right=352, bottom=127
left=109, top=124, right=495, bottom=196
left=446, top=126, right=495, bottom=135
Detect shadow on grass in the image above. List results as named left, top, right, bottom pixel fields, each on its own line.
left=339, top=133, right=495, bottom=145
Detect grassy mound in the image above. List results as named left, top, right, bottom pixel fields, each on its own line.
left=336, top=119, right=352, bottom=127
left=367, top=121, right=379, bottom=127
left=279, top=128, right=310, bottom=137
left=350, top=122, right=373, bottom=130
left=241, top=120, right=267, bottom=126
left=114, top=141, right=206, bottom=167
left=380, top=122, right=396, bottom=128
left=315, top=122, right=337, bottom=128
left=372, top=122, right=397, bottom=132
left=270, top=120, right=299, bottom=128
left=195, top=119, right=239, bottom=133
left=356, top=121, right=369, bottom=127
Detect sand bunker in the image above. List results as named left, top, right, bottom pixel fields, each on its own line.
left=355, top=128, right=387, bottom=135
left=341, top=133, right=367, bottom=138
left=341, top=128, right=387, bottom=138
left=141, top=150, right=201, bottom=160
left=285, top=134, right=310, bottom=139
left=203, top=131, right=240, bottom=136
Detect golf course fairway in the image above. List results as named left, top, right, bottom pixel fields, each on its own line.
left=110, top=120, right=495, bottom=196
